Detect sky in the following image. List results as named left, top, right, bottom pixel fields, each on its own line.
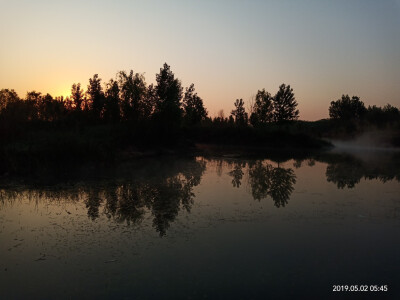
left=1, top=0, right=399, bottom=120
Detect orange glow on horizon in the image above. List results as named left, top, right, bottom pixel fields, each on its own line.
left=59, top=90, right=71, bottom=99
left=51, top=86, right=72, bottom=100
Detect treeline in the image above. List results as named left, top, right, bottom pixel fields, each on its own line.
left=0, top=63, right=301, bottom=135
left=0, top=62, right=322, bottom=167
left=1, top=63, right=398, bottom=137
left=0, top=62, right=399, bottom=172
left=329, top=94, right=400, bottom=126
left=0, top=64, right=207, bottom=140
left=216, top=84, right=299, bottom=127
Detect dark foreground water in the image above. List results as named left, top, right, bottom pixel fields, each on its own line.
left=0, top=151, right=399, bottom=299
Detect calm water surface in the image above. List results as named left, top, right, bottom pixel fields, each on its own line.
left=0, top=152, right=399, bottom=299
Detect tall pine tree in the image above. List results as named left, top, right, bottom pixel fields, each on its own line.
left=273, top=84, right=299, bottom=122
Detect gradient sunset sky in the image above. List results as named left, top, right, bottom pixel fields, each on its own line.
left=1, top=0, right=399, bottom=120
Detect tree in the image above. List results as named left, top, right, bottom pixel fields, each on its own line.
left=0, top=89, right=30, bottom=125
left=26, top=91, right=42, bottom=103
left=0, top=89, right=20, bottom=111
left=87, top=74, right=105, bottom=119
left=71, top=83, right=85, bottom=111
left=382, top=104, right=400, bottom=122
left=329, top=95, right=366, bottom=120
left=182, top=83, right=208, bottom=126
left=249, top=89, right=274, bottom=126
left=365, top=103, right=400, bottom=125
left=231, top=98, right=248, bottom=126
left=273, top=84, right=299, bottom=122
left=36, top=93, right=64, bottom=121
left=118, top=70, right=147, bottom=122
left=104, top=79, right=120, bottom=122
left=154, top=63, right=183, bottom=126
left=138, top=83, right=157, bottom=122
left=24, top=91, right=42, bottom=121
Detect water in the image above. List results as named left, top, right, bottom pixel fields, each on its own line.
left=0, top=152, right=399, bottom=299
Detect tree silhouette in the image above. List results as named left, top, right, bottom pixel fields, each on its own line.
left=104, top=79, right=121, bottom=122
left=154, top=63, right=183, bottom=128
left=329, top=95, right=366, bottom=120
left=71, top=83, right=85, bottom=111
left=250, top=89, right=274, bottom=126
left=36, top=93, right=65, bottom=121
left=182, top=83, right=208, bottom=126
left=382, top=104, right=400, bottom=119
left=143, top=84, right=157, bottom=120
left=25, top=91, right=43, bottom=121
left=26, top=91, right=41, bottom=103
left=0, top=90, right=35, bottom=127
left=0, top=89, right=20, bottom=111
left=231, top=98, right=248, bottom=126
left=273, top=84, right=299, bottom=122
left=87, top=74, right=105, bottom=120
left=365, top=104, right=400, bottom=125
left=118, top=70, right=147, bottom=122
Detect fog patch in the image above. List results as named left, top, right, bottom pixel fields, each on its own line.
left=330, top=129, right=400, bottom=153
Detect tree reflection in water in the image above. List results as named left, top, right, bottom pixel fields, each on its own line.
left=323, top=153, right=400, bottom=189
left=0, top=158, right=206, bottom=236
left=1, top=153, right=399, bottom=235
left=225, top=160, right=297, bottom=207
left=325, top=162, right=364, bottom=189
left=229, top=162, right=245, bottom=188
left=86, top=188, right=102, bottom=220
left=248, top=161, right=296, bottom=207
left=103, top=182, right=146, bottom=226
left=97, top=158, right=207, bottom=236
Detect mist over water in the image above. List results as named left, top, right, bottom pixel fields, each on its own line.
left=330, top=129, right=400, bottom=153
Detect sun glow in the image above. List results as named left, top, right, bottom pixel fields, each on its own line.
left=53, top=88, right=71, bottom=99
